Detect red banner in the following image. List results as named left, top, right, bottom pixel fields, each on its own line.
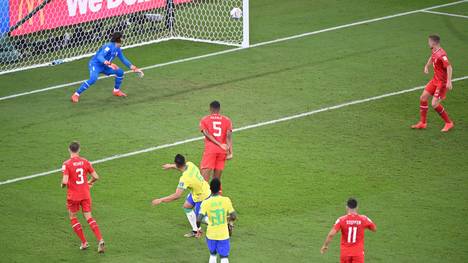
left=10, top=0, right=191, bottom=36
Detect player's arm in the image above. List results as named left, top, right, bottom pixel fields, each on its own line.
left=61, top=164, right=69, bottom=188
left=196, top=211, right=207, bottom=228
left=162, top=163, right=177, bottom=170
left=446, top=64, right=453, bottom=90
left=118, top=49, right=144, bottom=77
left=366, top=217, right=377, bottom=232
left=202, top=129, right=228, bottom=152
left=320, top=227, right=338, bottom=254
left=226, top=130, right=233, bottom=159
left=88, top=171, right=99, bottom=187
left=424, top=56, right=431, bottom=74
left=61, top=174, right=69, bottom=188
left=151, top=187, right=184, bottom=206
left=228, top=211, right=237, bottom=222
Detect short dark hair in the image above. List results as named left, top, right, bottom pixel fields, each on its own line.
left=210, top=101, right=221, bottom=111
left=69, top=141, right=80, bottom=153
left=174, top=154, right=186, bottom=168
left=347, top=198, right=358, bottom=209
left=111, top=32, right=123, bottom=43
left=210, top=178, right=221, bottom=194
left=429, top=34, right=440, bottom=43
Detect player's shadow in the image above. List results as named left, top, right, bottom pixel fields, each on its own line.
left=123, top=44, right=394, bottom=105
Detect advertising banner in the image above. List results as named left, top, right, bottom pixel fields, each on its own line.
left=9, top=0, right=192, bottom=36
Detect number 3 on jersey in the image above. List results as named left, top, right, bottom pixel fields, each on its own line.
left=76, top=168, right=85, bottom=185
left=213, top=121, right=222, bottom=137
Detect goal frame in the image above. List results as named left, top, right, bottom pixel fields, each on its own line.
left=0, top=0, right=250, bottom=75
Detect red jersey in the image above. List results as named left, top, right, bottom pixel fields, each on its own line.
left=431, top=48, right=450, bottom=83
left=333, top=213, right=376, bottom=257
left=199, top=113, right=232, bottom=154
left=62, top=156, right=94, bottom=201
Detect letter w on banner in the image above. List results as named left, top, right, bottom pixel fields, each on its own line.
left=9, top=0, right=192, bottom=36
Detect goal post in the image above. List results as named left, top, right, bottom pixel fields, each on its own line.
left=0, top=0, right=250, bottom=75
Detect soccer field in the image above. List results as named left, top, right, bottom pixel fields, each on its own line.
left=1, top=0, right=468, bottom=262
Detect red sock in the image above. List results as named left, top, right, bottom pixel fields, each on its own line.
left=71, top=218, right=87, bottom=243
left=419, top=100, right=428, bottom=123
left=87, top=218, right=103, bottom=241
left=434, top=104, right=451, bottom=123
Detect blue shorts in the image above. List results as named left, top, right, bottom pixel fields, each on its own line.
left=186, top=193, right=202, bottom=216
left=206, top=238, right=230, bottom=257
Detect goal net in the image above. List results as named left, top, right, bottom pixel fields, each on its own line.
left=0, top=0, right=249, bottom=75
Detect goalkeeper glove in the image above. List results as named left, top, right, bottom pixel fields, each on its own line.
left=131, top=65, right=144, bottom=78
left=104, top=61, right=119, bottom=70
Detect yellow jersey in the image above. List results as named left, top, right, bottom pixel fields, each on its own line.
left=200, top=195, right=235, bottom=240
left=177, top=162, right=210, bottom=202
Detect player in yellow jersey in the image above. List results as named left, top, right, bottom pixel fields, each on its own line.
left=152, top=154, right=211, bottom=238
left=197, top=178, right=237, bottom=263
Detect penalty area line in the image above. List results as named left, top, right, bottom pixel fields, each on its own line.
left=420, top=10, right=468, bottom=19
left=0, top=0, right=466, bottom=102
left=1, top=75, right=467, bottom=186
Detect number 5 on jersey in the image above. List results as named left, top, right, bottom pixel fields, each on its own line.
left=213, top=121, right=222, bottom=137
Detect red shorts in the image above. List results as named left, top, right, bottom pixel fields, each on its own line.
left=67, top=199, right=92, bottom=213
left=340, top=255, right=364, bottom=263
left=425, top=79, right=447, bottom=100
left=201, top=152, right=227, bottom=170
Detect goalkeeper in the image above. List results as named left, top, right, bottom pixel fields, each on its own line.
left=71, top=32, right=144, bottom=103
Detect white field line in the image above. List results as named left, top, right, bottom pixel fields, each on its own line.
left=0, top=0, right=466, bottom=102
left=1, top=75, right=467, bottom=186
left=421, top=10, right=468, bottom=19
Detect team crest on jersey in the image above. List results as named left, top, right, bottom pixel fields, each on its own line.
left=104, top=47, right=110, bottom=52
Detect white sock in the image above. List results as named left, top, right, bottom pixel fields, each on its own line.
left=209, top=255, right=217, bottom=263
left=185, top=210, right=198, bottom=232
left=220, top=258, right=229, bottom=263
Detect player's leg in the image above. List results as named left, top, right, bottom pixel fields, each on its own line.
left=201, top=152, right=216, bottom=181
left=67, top=200, right=88, bottom=249
left=431, top=88, right=453, bottom=132
left=213, top=153, right=227, bottom=194
left=103, top=67, right=127, bottom=97
left=350, top=255, right=365, bottom=263
left=72, top=64, right=101, bottom=102
left=201, top=168, right=213, bottom=182
left=183, top=194, right=200, bottom=237
left=411, top=81, right=433, bottom=129
left=206, top=238, right=218, bottom=263
left=218, top=239, right=230, bottom=263
left=340, top=256, right=351, bottom=263
left=81, top=199, right=105, bottom=253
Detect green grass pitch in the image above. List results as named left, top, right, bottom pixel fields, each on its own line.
left=1, top=0, right=468, bottom=262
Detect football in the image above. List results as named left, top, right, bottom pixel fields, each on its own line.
left=230, top=7, right=242, bottom=19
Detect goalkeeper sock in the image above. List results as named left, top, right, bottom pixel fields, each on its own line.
left=114, top=69, right=124, bottom=89
left=209, top=255, right=217, bottom=263
left=77, top=81, right=91, bottom=95
left=184, top=209, right=199, bottom=232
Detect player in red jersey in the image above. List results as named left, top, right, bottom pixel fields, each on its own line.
left=321, top=198, right=376, bottom=263
left=412, top=34, right=454, bottom=132
left=61, top=142, right=105, bottom=253
left=199, top=101, right=233, bottom=185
